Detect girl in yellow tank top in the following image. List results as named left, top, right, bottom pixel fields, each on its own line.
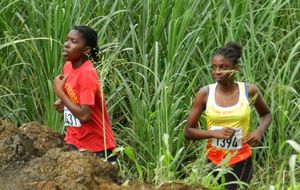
left=184, top=42, right=272, bottom=190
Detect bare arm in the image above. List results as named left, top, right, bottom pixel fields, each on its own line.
left=54, top=99, right=64, bottom=113
left=184, top=87, right=235, bottom=140
left=53, top=74, right=91, bottom=124
left=245, top=84, right=272, bottom=146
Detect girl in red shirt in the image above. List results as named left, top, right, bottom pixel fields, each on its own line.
left=53, top=25, right=116, bottom=162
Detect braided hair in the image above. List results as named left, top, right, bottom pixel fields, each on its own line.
left=214, top=42, right=242, bottom=65
left=73, top=25, right=100, bottom=62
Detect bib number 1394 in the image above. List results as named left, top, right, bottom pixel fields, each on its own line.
left=64, top=107, right=81, bottom=127
left=211, top=126, right=242, bottom=150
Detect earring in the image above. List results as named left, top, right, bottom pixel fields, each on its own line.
left=84, top=53, right=90, bottom=58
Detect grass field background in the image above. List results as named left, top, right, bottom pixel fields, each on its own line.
left=0, top=0, right=299, bottom=189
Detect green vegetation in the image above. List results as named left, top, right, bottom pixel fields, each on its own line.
left=0, top=0, right=299, bottom=189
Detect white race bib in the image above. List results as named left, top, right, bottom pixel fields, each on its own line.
left=64, top=106, right=81, bottom=127
left=211, top=126, right=242, bottom=150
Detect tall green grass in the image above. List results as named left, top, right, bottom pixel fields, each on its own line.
left=0, top=0, right=299, bottom=188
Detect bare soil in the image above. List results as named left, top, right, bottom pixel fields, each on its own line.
left=0, top=120, right=205, bottom=190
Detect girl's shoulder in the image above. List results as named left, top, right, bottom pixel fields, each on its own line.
left=198, top=85, right=210, bottom=96
left=78, top=61, right=98, bottom=75
left=201, top=83, right=217, bottom=95
left=63, top=61, right=72, bottom=73
left=194, top=84, right=213, bottom=105
left=243, top=83, right=260, bottom=98
left=63, top=61, right=72, bottom=68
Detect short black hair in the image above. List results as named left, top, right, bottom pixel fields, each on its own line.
left=73, top=25, right=100, bottom=62
left=214, top=42, right=242, bottom=65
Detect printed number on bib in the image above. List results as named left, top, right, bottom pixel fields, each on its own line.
left=211, top=126, right=242, bottom=150
left=64, top=107, right=81, bottom=127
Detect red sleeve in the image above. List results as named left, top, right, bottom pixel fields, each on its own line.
left=63, top=62, right=71, bottom=75
left=77, top=71, right=98, bottom=106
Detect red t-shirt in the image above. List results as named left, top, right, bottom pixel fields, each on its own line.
left=63, top=60, right=115, bottom=152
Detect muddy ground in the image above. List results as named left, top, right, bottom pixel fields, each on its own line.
left=0, top=120, right=205, bottom=190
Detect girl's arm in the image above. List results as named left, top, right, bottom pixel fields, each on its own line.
left=54, top=99, right=64, bottom=112
left=184, top=87, right=235, bottom=140
left=245, top=84, right=272, bottom=146
left=53, top=74, right=92, bottom=124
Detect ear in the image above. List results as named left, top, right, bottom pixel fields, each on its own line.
left=84, top=47, right=91, bottom=56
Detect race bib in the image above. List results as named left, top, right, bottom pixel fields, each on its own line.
left=211, top=126, right=242, bottom=150
left=64, top=106, right=81, bottom=127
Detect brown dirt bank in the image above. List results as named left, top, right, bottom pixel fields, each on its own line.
left=0, top=120, right=205, bottom=190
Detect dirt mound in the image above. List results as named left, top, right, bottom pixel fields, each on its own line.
left=19, top=122, right=65, bottom=155
left=0, top=120, right=205, bottom=190
left=24, top=148, right=119, bottom=190
left=0, top=120, right=35, bottom=166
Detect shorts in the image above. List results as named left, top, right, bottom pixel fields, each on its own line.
left=68, top=144, right=118, bottom=162
left=209, top=156, right=253, bottom=190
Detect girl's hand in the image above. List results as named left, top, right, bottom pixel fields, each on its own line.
left=213, top=127, right=235, bottom=139
left=54, top=99, right=64, bottom=113
left=53, top=74, right=68, bottom=98
left=245, top=129, right=264, bottom=147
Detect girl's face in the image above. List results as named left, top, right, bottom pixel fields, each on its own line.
left=211, top=55, right=238, bottom=83
left=63, top=29, right=87, bottom=62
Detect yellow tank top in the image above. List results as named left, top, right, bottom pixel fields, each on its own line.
left=205, top=82, right=251, bottom=166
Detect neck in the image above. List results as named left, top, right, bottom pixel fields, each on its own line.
left=216, top=80, right=237, bottom=92
left=71, top=57, right=88, bottom=69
